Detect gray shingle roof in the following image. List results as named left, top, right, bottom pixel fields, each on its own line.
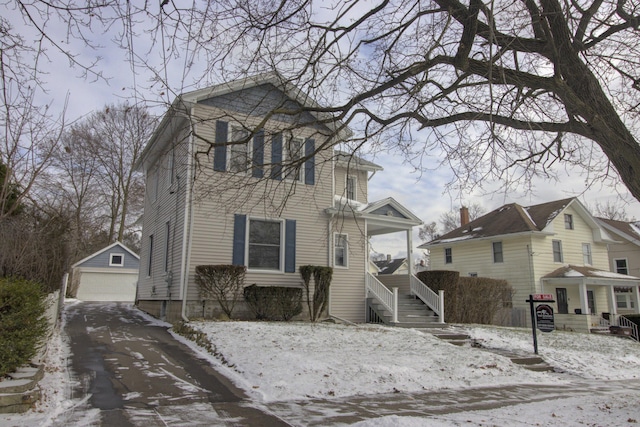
left=422, top=198, right=575, bottom=246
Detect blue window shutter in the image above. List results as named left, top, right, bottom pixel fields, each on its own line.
left=285, top=219, right=296, bottom=273
left=252, top=129, right=264, bottom=179
left=214, top=121, right=228, bottom=172
left=271, top=132, right=283, bottom=180
left=232, top=214, right=246, bottom=266
left=304, top=138, right=315, bottom=185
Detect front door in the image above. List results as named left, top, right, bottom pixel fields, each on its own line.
left=587, top=290, right=596, bottom=315
left=556, top=288, right=568, bottom=314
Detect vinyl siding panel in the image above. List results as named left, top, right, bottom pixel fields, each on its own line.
left=137, top=121, right=190, bottom=301
left=607, top=239, right=640, bottom=277
left=329, top=215, right=368, bottom=321
left=184, top=102, right=339, bottom=314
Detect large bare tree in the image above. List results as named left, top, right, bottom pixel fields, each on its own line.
left=6, top=0, right=640, bottom=202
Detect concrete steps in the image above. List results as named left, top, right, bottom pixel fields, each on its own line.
left=0, top=364, right=43, bottom=413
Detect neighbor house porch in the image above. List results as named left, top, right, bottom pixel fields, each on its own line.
left=541, top=265, right=640, bottom=339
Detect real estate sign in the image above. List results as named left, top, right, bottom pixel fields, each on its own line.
left=535, top=304, right=555, bottom=333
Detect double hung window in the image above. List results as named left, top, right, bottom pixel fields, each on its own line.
left=248, top=219, right=282, bottom=270
left=229, top=127, right=250, bottom=173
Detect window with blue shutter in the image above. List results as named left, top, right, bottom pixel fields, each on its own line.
left=233, top=214, right=296, bottom=273
left=304, top=138, right=315, bottom=185
left=214, top=121, right=228, bottom=172
left=271, top=132, right=283, bottom=180
left=252, top=129, right=265, bottom=178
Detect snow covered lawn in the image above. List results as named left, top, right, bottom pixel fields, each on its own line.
left=180, top=321, right=640, bottom=402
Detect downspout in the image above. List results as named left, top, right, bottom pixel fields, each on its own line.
left=180, top=108, right=195, bottom=322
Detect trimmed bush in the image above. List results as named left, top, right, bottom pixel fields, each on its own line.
left=243, top=285, right=303, bottom=321
left=300, top=265, right=333, bottom=322
left=195, top=265, right=246, bottom=318
left=417, top=271, right=513, bottom=324
left=0, top=278, right=49, bottom=377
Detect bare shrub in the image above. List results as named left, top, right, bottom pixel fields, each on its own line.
left=195, top=265, right=246, bottom=319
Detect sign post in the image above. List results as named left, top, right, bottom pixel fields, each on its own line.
left=526, top=294, right=555, bottom=354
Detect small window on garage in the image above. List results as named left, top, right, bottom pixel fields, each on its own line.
left=110, top=253, right=124, bottom=267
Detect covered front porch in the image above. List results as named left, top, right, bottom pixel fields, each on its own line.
left=541, top=265, right=640, bottom=338
left=361, top=198, right=445, bottom=326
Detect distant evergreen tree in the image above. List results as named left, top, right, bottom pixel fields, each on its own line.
left=0, top=162, right=22, bottom=217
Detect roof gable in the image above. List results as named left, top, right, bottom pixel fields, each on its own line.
left=373, top=258, right=407, bottom=274
left=72, top=242, right=140, bottom=269
left=597, top=218, right=640, bottom=247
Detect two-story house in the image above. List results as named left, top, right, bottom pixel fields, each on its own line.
left=420, top=198, right=640, bottom=333
left=134, top=72, right=425, bottom=323
left=597, top=218, right=640, bottom=314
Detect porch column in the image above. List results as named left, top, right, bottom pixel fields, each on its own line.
left=406, top=229, right=413, bottom=276
left=578, top=283, right=588, bottom=314
left=632, top=285, right=640, bottom=314
left=607, top=286, right=618, bottom=316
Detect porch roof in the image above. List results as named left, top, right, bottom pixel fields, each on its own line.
left=541, top=265, right=640, bottom=287
left=327, top=196, right=423, bottom=235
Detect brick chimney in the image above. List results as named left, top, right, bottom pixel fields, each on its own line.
left=460, top=206, right=470, bottom=226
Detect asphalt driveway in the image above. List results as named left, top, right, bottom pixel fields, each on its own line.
left=55, top=302, right=289, bottom=426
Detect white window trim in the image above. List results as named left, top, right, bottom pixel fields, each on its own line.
left=346, top=175, right=357, bottom=200
left=245, top=217, right=285, bottom=273
left=614, top=258, right=629, bottom=275
left=564, top=214, right=574, bottom=230
left=164, top=221, right=171, bottom=273
left=582, top=243, right=592, bottom=265
left=147, top=234, right=154, bottom=277
left=492, top=241, right=503, bottom=263
left=167, top=148, right=175, bottom=189
left=228, top=126, right=251, bottom=174
left=284, top=135, right=304, bottom=182
left=334, top=232, right=349, bottom=268
left=109, top=253, right=124, bottom=267
left=552, top=240, right=563, bottom=263
left=444, top=247, right=452, bottom=264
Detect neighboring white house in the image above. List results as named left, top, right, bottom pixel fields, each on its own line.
left=134, top=72, right=426, bottom=323
left=597, top=217, right=640, bottom=314
left=71, top=242, right=140, bottom=302
left=420, top=198, right=640, bottom=333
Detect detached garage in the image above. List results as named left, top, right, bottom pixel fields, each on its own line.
left=72, top=242, right=140, bottom=302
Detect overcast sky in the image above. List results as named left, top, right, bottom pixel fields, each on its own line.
left=11, top=4, right=640, bottom=261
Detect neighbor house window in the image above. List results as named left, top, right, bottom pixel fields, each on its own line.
left=335, top=234, right=348, bottom=267
left=229, top=126, right=250, bottom=173
left=284, top=136, right=303, bottom=181
left=346, top=175, right=357, bottom=200
left=615, top=259, right=629, bottom=275
left=248, top=219, right=282, bottom=270
left=147, top=235, right=154, bottom=277
left=445, top=248, right=452, bottom=264
left=109, top=253, right=124, bottom=267
left=492, top=242, right=503, bottom=263
left=564, top=214, right=574, bottom=229
left=164, top=221, right=171, bottom=273
left=616, top=293, right=629, bottom=309
left=552, top=240, right=563, bottom=263
left=582, top=243, right=592, bottom=265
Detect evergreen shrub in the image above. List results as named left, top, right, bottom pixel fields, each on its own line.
left=0, top=278, right=48, bottom=377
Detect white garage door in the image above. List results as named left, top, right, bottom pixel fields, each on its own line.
left=76, top=271, right=137, bottom=302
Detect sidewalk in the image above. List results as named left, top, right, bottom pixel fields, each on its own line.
left=265, top=379, right=640, bottom=426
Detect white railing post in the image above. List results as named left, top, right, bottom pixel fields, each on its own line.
left=392, top=287, right=399, bottom=323
left=438, top=290, right=445, bottom=323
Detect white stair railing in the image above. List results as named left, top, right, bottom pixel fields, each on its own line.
left=366, top=273, right=398, bottom=323
left=617, top=315, right=640, bottom=342
left=410, top=275, right=445, bottom=324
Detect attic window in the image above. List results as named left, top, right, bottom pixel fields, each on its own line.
left=110, top=253, right=124, bottom=267
left=564, top=214, right=574, bottom=230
